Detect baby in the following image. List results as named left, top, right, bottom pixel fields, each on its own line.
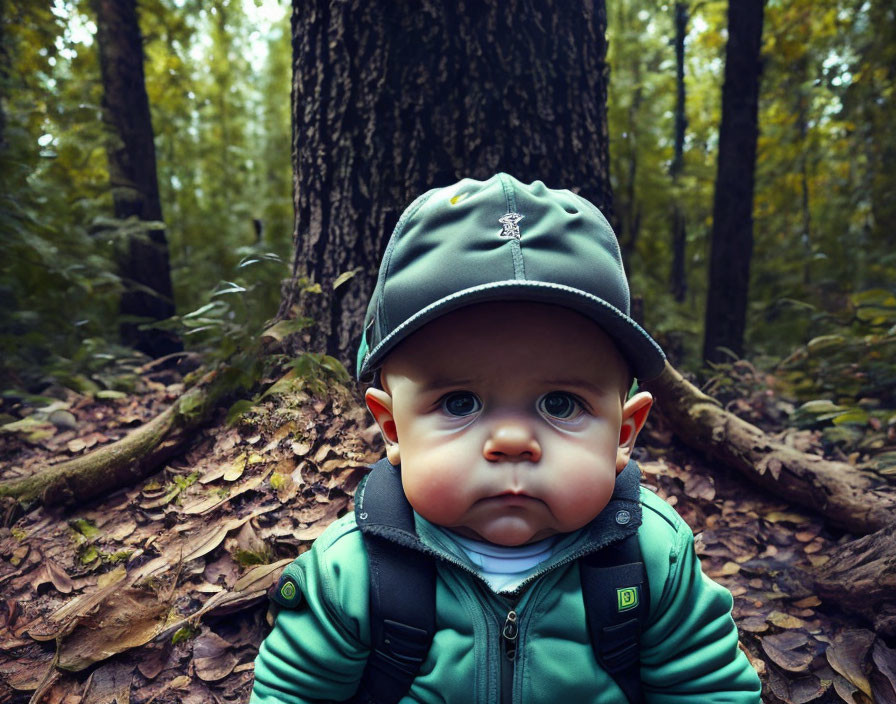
left=251, top=174, right=761, bottom=703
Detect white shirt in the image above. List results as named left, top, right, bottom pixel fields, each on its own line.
left=437, top=529, right=560, bottom=593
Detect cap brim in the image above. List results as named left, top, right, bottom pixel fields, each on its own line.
left=359, top=280, right=665, bottom=383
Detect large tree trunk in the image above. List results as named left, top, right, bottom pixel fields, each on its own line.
left=0, top=1, right=6, bottom=157
left=91, top=0, right=180, bottom=359
left=280, top=0, right=616, bottom=367
left=702, top=0, right=765, bottom=364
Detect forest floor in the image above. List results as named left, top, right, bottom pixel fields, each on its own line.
left=0, top=362, right=894, bottom=704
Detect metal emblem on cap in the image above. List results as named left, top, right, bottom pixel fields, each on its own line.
left=498, top=212, right=524, bottom=239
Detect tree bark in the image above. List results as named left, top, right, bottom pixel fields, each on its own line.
left=281, top=0, right=616, bottom=368
left=644, top=363, right=896, bottom=535
left=669, top=2, right=688, bottom=304
left=91, top=0, right=180, bottom=359
left=0, top=0, right=7, bottom=157
left=816, top=522, right=896, bottom=637
left=702, top=0, right=765, bottom=364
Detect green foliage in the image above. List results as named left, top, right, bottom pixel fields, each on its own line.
left=140, top=0, right=292, bottom=332
left=68, top=517, right=99, bottom=539
left=1, top=0, right=292, bottom=394
left=286, top=353, right=351, bottom=396
left=2, top=0, right=894, bottom=449
left=606, top=0, right=896, bottom=378
left=777, top=289, right=896, bottom=454
left=233, top=548, right=272, bottom=567
left=171, top=624, right=199, bottom=645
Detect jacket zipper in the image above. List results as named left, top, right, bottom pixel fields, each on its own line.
left=405, top=526, right=635, bottom=701
left=500, top=609, right=518, bottom=704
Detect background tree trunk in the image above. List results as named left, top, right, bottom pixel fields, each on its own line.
left=702, top=0, right=765, bottom=365
left=280, top=0, right=616, bottom=367
left=91, top=0, right=180, bottom=359
left=669, top=2, right=688, bottom=305
left=0, top=0, right=7, bottom=156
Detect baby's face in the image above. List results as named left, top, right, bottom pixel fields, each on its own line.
left=364, top=301, right=652, bottom=547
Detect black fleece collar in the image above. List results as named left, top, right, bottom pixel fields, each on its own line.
left=355, top=457, right=643, bottom=559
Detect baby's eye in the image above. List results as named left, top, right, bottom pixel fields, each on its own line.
left=538, top=392, right=584, bottom=420
left=441, top=392, right=482, bottom=417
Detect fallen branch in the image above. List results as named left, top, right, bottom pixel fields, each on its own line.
left=644, top=362, right=896, bottom=535
left=0, top=372, right=223, bottom=506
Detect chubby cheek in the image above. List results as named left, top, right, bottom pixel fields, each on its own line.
left=549, top=467, right=617, bottom=532
left=401, top=455, right=472, bottom=525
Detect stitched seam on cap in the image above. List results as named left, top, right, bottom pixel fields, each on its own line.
left=498, top=174, right=526, bottom=280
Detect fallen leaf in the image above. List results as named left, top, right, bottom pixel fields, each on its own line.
left=169, top=675, right=190, bottom=689
left=291, top=440, right=311, bottom=456
left=67, top=438, right=87, bottom=453
left=56, top=588, right=171, bottom=671
left=182, top=465, right=274, bottom=515
left=764, top=511, right=810, bottom=524
left=765, top=631, right=811, bottom=651
left=787, top=675, right=831, bottom=703
left=792, top=596, right=821, bottom=608
left=223, top=455, right=246, bottom=481
left=136, top=643, right=169, bottom=680
left=45, top=560, right=74, bottom=594
left=740, top=616, right=769, bottom=633
left=721, top=561, right=741, bottom=575
left=763, top=639, right=813, bottom=672
left=872, top=639, right=896, bottom=704
left=803, top=538, right=825, bottom=554
left=0, top=643, right=55, bottom=690
left=768, top=611, right=806, bottom=629
left=761, top=631, right=814, bottom=673
left=314, top=444, right=333, bottom=463
left=96, top=565, right=127, bottom=589
left=795, top=527, right=821, bottom=542
left=82, top=661, right=133, bottom=703
left=827, top=629, right=875, bottom=697
left=193, top=630, right=238, bottom=682
left=833, top=675, right=871, bottom=704
left=683, top=473, right=715, bottom=501
left=807, top=554, right=830, bottom=568
left=233, top=558, right=293, bottom=593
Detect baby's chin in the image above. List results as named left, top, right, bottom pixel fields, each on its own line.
left=454, top=517, right=561, bottom=547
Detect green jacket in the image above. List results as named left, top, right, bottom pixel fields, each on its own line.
left=251, top=469, right=761, bottom=703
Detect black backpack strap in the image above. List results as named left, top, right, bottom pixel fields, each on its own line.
left=352, top=459, right=437, bottom=704
left=580, top=531, right=649, bottom=704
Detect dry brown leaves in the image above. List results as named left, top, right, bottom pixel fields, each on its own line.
left=640, top=436, right=896, bottom=704
left=0, top=373, right=381, bottom=703
left=2, top=370, right=896, bottom=703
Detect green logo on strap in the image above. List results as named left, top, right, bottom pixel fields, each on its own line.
left=280, top=579, right=297, bottom=601
left=617, top=586, right=638, bottom=611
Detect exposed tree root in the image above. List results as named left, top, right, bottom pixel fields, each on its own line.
left=644, top=362, right=896, bottom=636
left=644, top=362, right=896, bottom=535
left=0, top=373, right=222, bottom=506
left=816, top=521, right=896, bottom=637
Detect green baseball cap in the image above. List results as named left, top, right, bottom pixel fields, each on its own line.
left=356, top=173, right=665, bottom=383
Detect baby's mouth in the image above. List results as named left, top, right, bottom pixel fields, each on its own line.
left=486, top=491, right=539, bottom=505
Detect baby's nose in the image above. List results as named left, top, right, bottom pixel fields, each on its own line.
left=483, top=422, right=541, bottom=462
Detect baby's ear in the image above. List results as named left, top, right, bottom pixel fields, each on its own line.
left=616, top=392, right=653, bottom=473
left=364, top=387, right=401, bottom=465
